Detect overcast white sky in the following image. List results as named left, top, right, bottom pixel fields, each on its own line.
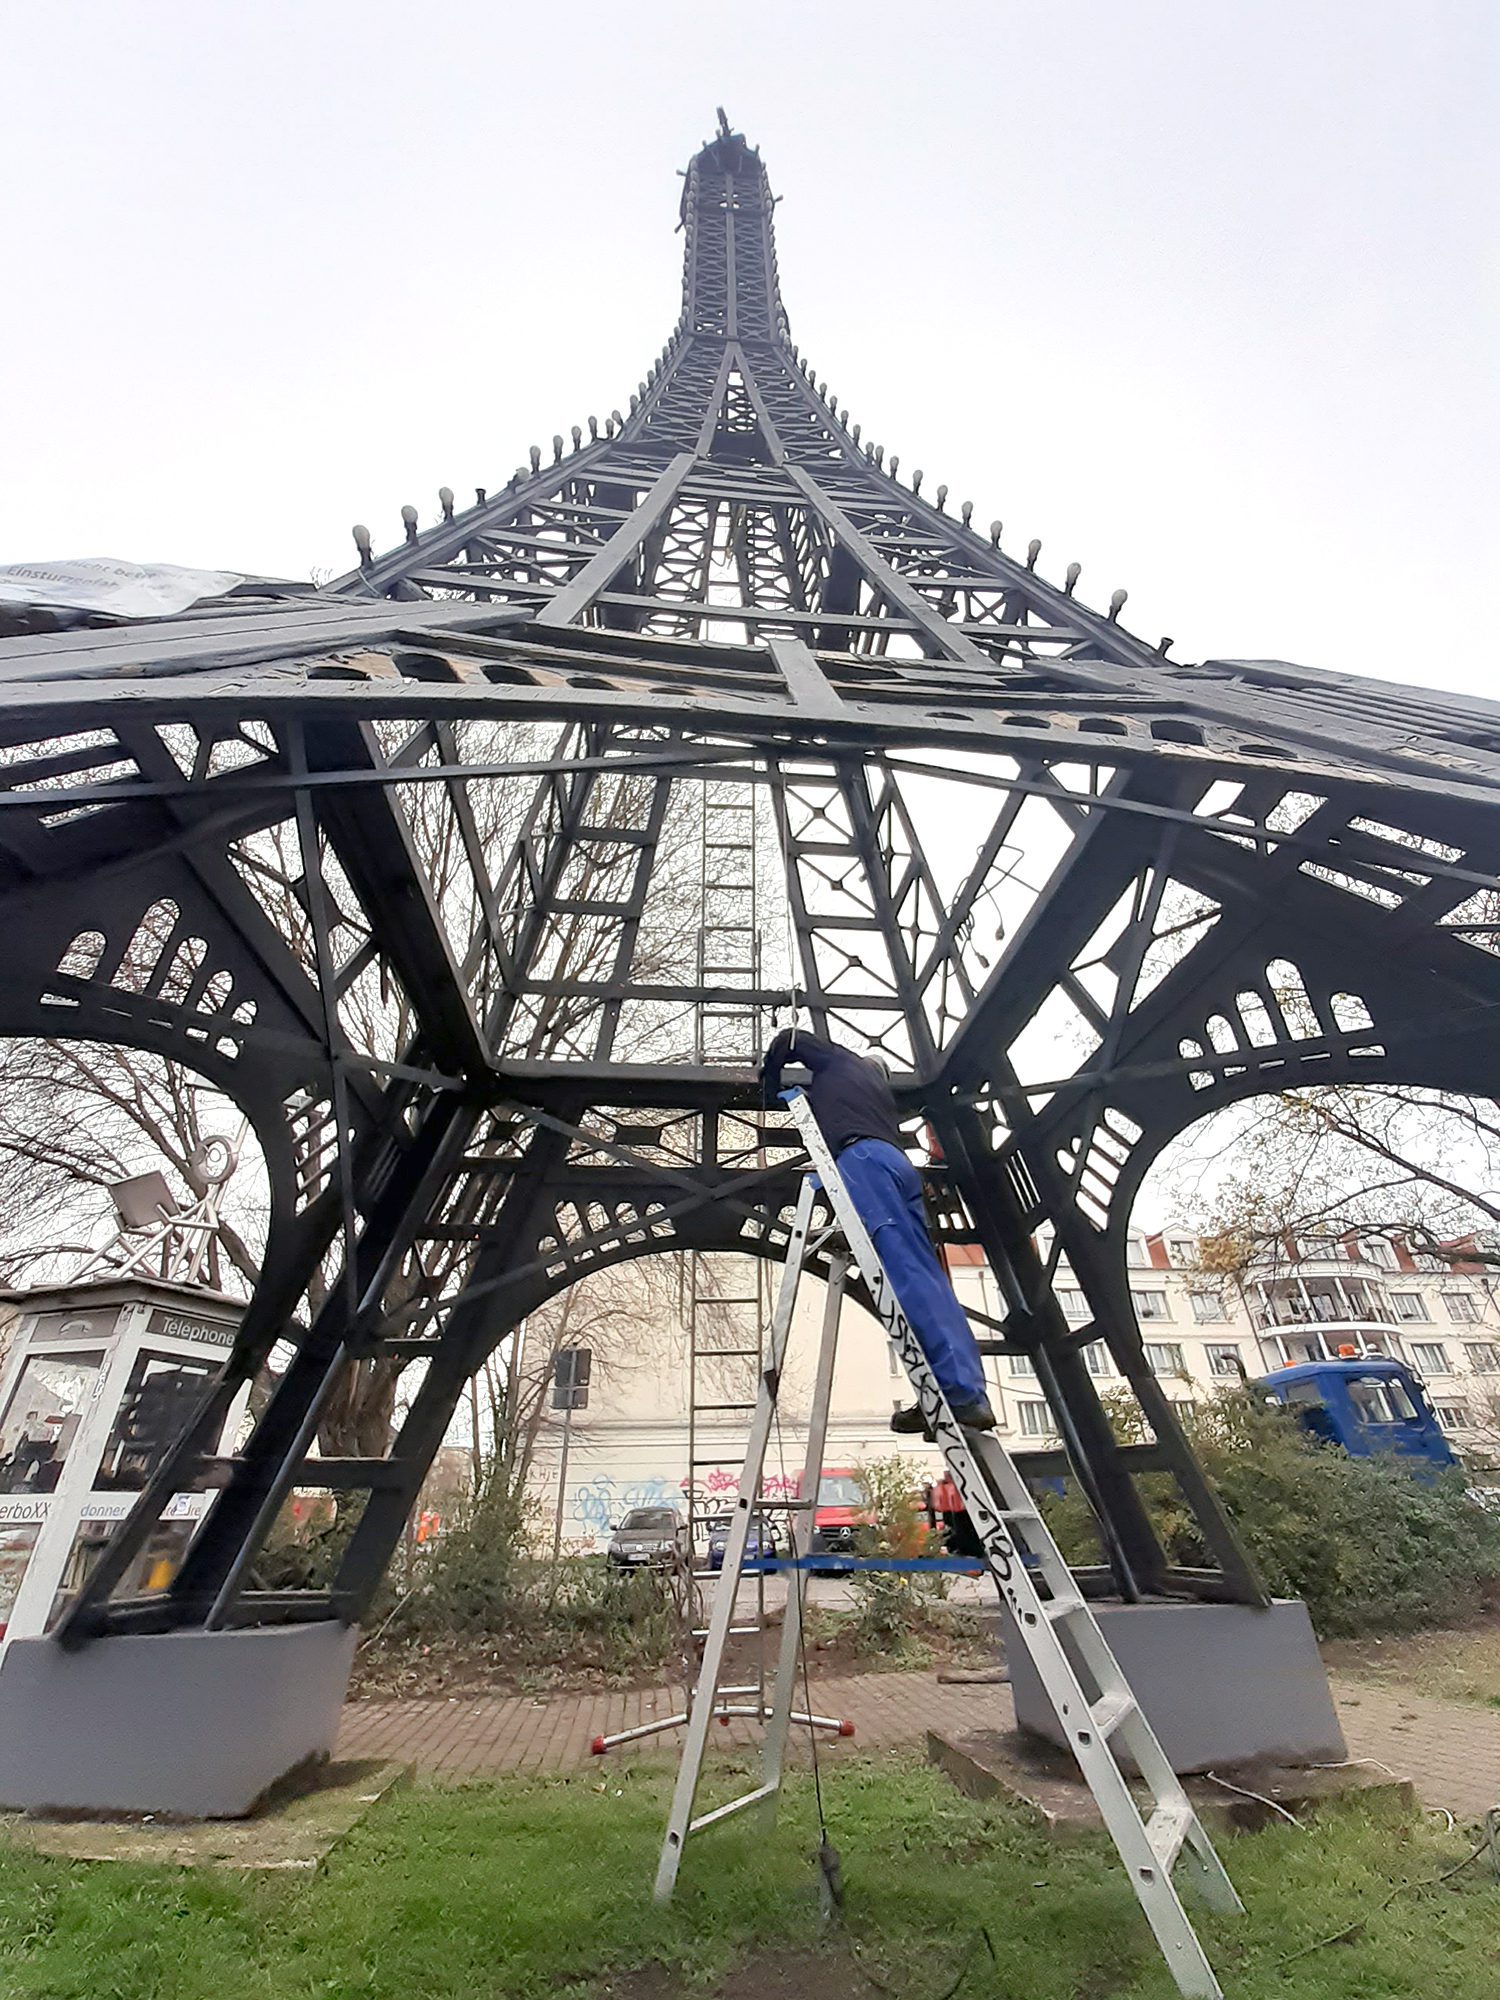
left=2, top=2, right=1494, bottom=692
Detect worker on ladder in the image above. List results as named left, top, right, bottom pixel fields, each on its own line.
left=760, top=1025, right=996, bottom=1433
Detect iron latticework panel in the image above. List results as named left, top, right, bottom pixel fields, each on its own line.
left=4, top=116, right=1500, bottom=1639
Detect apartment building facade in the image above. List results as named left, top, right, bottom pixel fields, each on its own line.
left=527, top=1230, right=1500, bottom=1550
left=1002, top=1227, right=1500, bottom=1456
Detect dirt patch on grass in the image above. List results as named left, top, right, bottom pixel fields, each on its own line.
left=1323, top=1610, right=1500, bottom=1706
left=600, top=1947, right=887, bottom=2000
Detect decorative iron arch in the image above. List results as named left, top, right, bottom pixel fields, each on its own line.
left=2, top=118, right=1498, bottom=1637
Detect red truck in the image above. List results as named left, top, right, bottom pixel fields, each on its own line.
left=797, top=1466, right=870, bottom=1563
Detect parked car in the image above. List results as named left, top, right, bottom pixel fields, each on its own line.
left=606, top=1505, right=690, bottom=1568
left=705, top=1513, right=782, bottom=1571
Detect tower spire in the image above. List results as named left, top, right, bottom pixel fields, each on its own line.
left=329, top=132, right=1173, bottom=687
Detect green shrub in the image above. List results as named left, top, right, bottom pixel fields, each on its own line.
left=396, top=1471, right=535, bottom=1637
left=1044, top=1391, right=1500, bottom=1638
left=846, top=1454, right=948, bottom=1655
left=358, top=1466, right=689, bottom=1683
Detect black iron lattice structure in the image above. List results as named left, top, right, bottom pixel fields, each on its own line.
left=7, top=116, right=1500, bottom=1639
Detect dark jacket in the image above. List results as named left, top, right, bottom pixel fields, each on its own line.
left=761, top=1028, right=905, bottom=1156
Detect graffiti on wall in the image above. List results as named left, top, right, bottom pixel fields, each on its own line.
left=569, top=1468, right=803, bottom=1542
left=679, top=1470, right=799, bottom=1509
left=572, top=1475, right=675, bottom=1535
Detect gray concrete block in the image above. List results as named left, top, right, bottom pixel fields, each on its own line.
left=0, top=1622, right=358, bottom=1817
left=1003, top=1598, right=1346, bottom=1774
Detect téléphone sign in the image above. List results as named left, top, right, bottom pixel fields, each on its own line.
left=145, top=1310, right=237, bottom=1349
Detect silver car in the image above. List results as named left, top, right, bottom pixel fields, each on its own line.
left=606, top=1504, right=689, bottom=1568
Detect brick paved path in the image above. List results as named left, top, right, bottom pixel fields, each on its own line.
left=338, top=1667, right=1500, bottom=1821
left=1328, top=1676, right=1500, bottom=1824
left=338, top=1669, right=1006, bottom=1784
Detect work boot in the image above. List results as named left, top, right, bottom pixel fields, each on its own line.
left=889, top=1403, right=935, bottom=1439
left=892, top=1393, right=998, bottom=1435
left=948, top=1394, right=997, bottom=1431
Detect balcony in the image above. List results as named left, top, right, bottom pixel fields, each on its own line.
left=1249, top=1281, right=1395, bottom=1331
left=1256, top=1319, right=1400, bottom=1364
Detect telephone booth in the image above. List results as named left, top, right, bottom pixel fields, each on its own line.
left=0, top=1276, right=247, bottom=1660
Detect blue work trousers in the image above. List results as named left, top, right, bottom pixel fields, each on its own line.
left=836, top=1139, right=987, bottom=1405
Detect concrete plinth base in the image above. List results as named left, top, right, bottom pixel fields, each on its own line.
left=1003, top=1598, right=1346, bottom=1774
left=0, top=1622, right=358, bottom=1817
left=926, top=1724, right=1409, bottom=1836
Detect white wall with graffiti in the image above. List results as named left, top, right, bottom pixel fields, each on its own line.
left=523, top=1267, right=965, bottom=1550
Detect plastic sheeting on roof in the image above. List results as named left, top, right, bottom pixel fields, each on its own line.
left=0, top=558, right=246, bottom=619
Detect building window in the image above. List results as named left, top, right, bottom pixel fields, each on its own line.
left=1283, top=1336, right=1331, bottom=1364
left=1144, top=1342, right=1186, bottom=1377
left=1056, top=1288, right=1089, bottom=1321
left=1188, top=1288, right=1228, bottom=1323
left=1125, top=1235, right=1150, bottom=1267
left=1008, top=1354, right=1036, bottom=1377
left=1408, top=1341, right=1453, bottom=1376
left=1350, top=1332, right=1391, bottom=1356
left=1205, top=1344, right=1245, bottom=1379
left=1081, top=1342, right=1113, bottom=1377
left=1442, top=1292, right=1480, bottom=1324
left=1166, top=1236, right=1197, bottom=1267
left=1432, top=1403, right=1470, bottom=1432
left=1362, top=1237, right=1399, bottom=1270
left=1017, top=1400, right=1058, bottom=1437
left=1464, top=1341, right=1500, bottom=1374
left=1131, top=1289, right=1171, bottom=1321
left=1391, top=1292, right=1429, bottom=1323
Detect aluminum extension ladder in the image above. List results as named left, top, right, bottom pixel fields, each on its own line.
left=655, top=1089, right=1241, bottom=2000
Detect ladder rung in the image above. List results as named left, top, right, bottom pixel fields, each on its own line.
left=696, top=1402, right=758, bottom=1413
left=688, top=1782, right=777, bottom=1834
left=1044, top=1594, right=1086, bottom=1622
left=693, top=1625, right=763, bottom=1638
left=754, top=1498, right=813, bottom=1510
left=1088, top=1690, right=1136, bottom=1740
left=1145, top=1802, right=1195, bottom=1873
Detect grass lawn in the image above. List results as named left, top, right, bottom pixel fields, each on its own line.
left=1324, top=1613, right=1500, bottom=1708
left=0, top=1757, right=1496, bottom=2000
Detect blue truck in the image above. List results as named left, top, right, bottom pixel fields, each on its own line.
left=1258, top=1354, right=1456, bottom=1470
